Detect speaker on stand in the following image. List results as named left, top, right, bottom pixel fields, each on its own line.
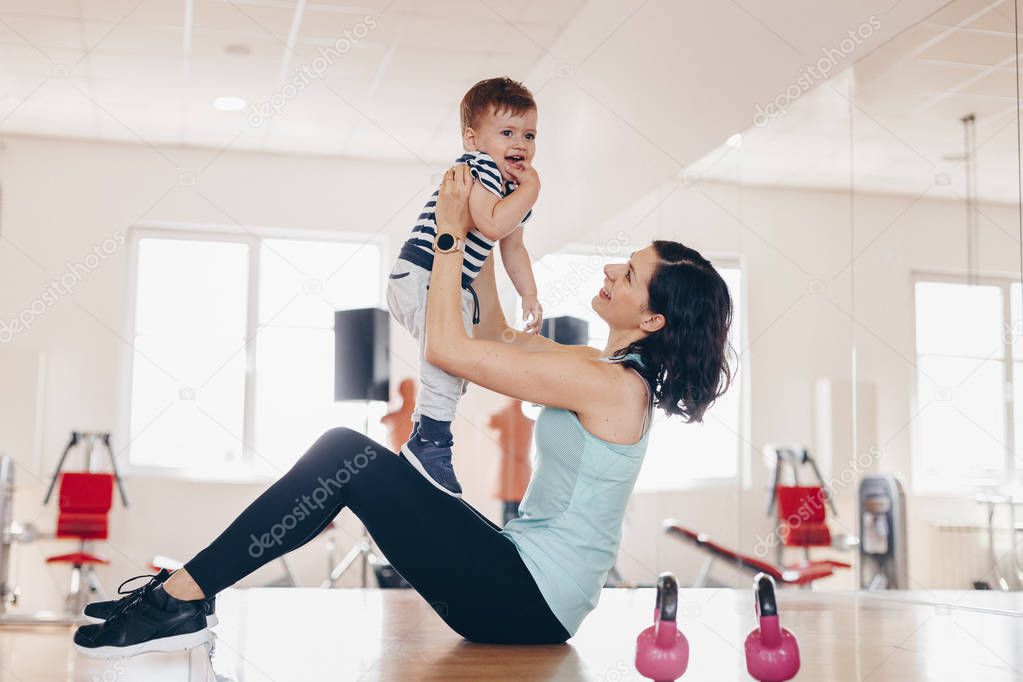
left=324, top=308, right=390, bottom=589
left=540, top=316, right=589, bottom=346
left=334, top=307, right=390, bottom=403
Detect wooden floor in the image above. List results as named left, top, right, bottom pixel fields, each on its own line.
left=2, top=587, right=1023, bottom=681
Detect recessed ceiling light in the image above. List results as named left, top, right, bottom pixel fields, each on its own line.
left=213, top=96, right=247, bottom=112
left=726, top=133, right=743, bottom=148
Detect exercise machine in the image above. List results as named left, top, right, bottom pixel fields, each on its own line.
left=43, top=431, right=127, bottom=618
left=0, top=454, right=79, bottom=624
left=43, top=431, right=127, bottom=507
left=859, top=474, right=907, bottom=590
left=662, top=521, right=850, bottom=587
left=663, top=445, right=855, bottom=588
left=1, top=431, right=129, bottom=625
left=974, top=491, right=1023, bottom=591
left=765, top=444, right=858, bottom=566
left=321, top=521, right=409, bottom=589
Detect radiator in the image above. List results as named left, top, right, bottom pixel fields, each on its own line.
left=928, top=524, right=1021, bottom=589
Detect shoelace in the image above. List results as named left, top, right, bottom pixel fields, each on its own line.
left=105, top=573, right=163, bottom=624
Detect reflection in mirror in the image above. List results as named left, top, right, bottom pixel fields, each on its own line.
left=636, top=0, right=1023, bottom=595
left=684, top=66, right=859, bottom=589
left=850, top=0, right=1023, bottom=592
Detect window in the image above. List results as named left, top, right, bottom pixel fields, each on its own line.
left=253, top=239, right=383, bottom=474
left=913, top=276, right=1019, bottom=489
left=129, top=238, right=249, bottom=472
left=126, top=229, right=384, bottom=477
left=528, top=248, right=744, bottom=490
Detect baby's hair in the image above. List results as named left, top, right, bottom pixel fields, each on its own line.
left=460, top=77, right=536, bottom=134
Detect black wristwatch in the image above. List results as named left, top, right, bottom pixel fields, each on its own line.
left=434, top=232, right=463, bottom=254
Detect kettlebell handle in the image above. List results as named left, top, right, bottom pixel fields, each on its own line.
left=754, top=573, right=778, bottom=618
left=637, top=571, right=691, bottom=681
left=656, top=572, right=678, bottom=622
left=753, top=573, right=783, bottom=645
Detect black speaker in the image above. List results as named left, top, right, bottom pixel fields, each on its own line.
left=334, top=308, right=390, bottom=402
left=540, top=316, right=588, bottom=345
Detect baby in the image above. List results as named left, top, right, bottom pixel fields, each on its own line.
left=386, top=77, right=542, bottom=497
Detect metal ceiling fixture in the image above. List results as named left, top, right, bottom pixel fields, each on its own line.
left=961, top=113, right=978, bottom=284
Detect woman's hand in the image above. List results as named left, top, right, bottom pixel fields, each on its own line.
left=434, top=164, right=474, bottom=238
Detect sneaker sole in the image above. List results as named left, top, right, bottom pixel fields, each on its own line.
left=83, top=613, right=218, bottom=628
left=74, top=627, right=213, bottom=659
left=399, top=445, right=462, bottom=498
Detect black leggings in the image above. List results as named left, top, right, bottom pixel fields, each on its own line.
left=184, top=427, right=570, bottom=645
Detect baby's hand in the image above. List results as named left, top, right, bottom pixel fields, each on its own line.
left=522, top=296, right=543, bottom=335
left=504, top=158, right=540, bottom=189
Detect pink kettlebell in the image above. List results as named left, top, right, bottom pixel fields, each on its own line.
left=636, top=572, right=689, bottom=681
left=745, top=573, right=800, bottom=681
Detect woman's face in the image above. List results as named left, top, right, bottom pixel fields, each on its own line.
left=593, top=245, right=661, bottom=331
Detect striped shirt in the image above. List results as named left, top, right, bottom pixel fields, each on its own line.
left=399, top=151, right=532, bottom=284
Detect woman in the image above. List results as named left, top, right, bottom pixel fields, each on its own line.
left=73, top=165, right=734, bottom=657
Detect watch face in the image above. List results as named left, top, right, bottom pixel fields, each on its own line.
left=436, top=233, right=455, bottom=251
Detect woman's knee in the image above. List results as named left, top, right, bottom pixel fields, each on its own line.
left=307, top=428, right=389, bottom=479
left=314, top=427, right=376, bottom=457
left=319, top=426, right=359, bottom=446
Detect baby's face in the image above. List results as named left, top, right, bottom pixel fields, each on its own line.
left=464, top=106, right=537, bottom=179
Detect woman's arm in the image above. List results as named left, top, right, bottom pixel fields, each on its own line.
left=425, top=167, right=609, bottom=412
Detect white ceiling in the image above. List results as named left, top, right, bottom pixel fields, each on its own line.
left=692, top=0, right=1023, bottom=204
left=0, top=0, right=586, bottom=161
left=0, top=0, right=960, bottom=242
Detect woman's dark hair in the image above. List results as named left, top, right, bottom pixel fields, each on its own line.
left=613, top=240, right=735, bottom=423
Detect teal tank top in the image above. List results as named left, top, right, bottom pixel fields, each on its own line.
left=500, top=353, right=653, bottom=635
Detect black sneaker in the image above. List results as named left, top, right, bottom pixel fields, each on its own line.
left=73, top=585, right=212, bottom=659
left=400, top=430, right=462, bottom=497
left=84, top=572, right=218, bottom=627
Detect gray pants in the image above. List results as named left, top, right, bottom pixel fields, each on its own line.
left=386, top=259, right=477, bottom=424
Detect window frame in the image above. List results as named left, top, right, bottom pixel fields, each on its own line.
left=910, top=270, right=1018, bottom=493
left=119, top=223, right=387, bottom=482
left=524, top=244, right=748, bottom=491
